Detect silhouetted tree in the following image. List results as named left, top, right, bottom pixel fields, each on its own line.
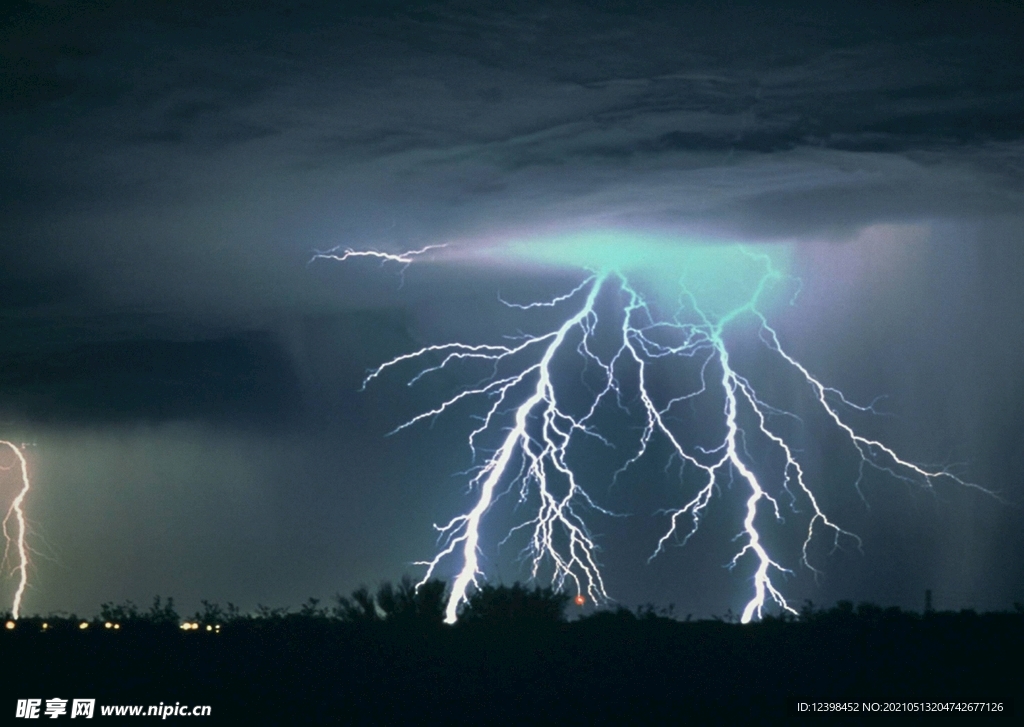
left=298, top=597, right=328, bottom=619
left=333, top=586, right=381, bottom=622
left=458, top=583, right=569, bottom=626
left=99, top=600, right=141, bottom=622
left=191, top=599, right=240, bottom=625
left=712, top=608, right=740, bottom=624
left=332, top=577, right=447, bottom=626
left=147, top=596, right=178, bottom=626
left=254, top=604, right=290, bottom=619
left=375, top=577, right=446, bottom=627
left=634, top=602, right=677, bottom=621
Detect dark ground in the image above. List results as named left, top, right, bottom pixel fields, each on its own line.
left=2, top=592, right=1020, bottom=724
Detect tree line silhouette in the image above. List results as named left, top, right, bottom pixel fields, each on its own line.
left=3, top=581, right=1021, bottom=723
left=7, top=578, right=1016, bottom=630
left=58, top=578, right=571, bottom=629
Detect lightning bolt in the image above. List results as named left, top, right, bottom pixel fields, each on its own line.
left=310, top=244, right=446, bottom=283
left=324, top=244, right=992, bottom=624
left=1, top=440, right=31, bottom=619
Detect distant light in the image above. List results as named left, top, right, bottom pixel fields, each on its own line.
left=4, top=620, right=14, bottom=630
left=79, top=622, right=89, bottom=630
left=113, top=623, right=120, bottom=630
left=574, top=595, right=586, bottom=607
left=206, top=625, right=212, bottom=632
left=41, top=623, right=48, bottom=630
left=104, top=622, right=112, bottom=629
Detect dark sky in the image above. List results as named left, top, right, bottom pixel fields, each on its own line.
left=2, top=0, right=1023, bottom=619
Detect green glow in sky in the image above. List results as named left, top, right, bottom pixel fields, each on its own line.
left=497, top=230, right=794, bottom=322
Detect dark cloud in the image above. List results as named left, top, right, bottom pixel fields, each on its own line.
left=4, top=1, right=1022, bottom=229
left=0, top=335, right=302, bottom=427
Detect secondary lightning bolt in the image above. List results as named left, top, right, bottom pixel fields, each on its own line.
left=1, top=440, right=31, bottom=619
left=325, top=243, right=992, bottom=624
left=310, top=244, right=446, bottom=284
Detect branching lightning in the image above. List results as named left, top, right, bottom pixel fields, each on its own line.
left=311, top=244, right=446, bottom=284
left=1, top=440, right=31, bottom=619
left=324, top=242, right=991, bottom=624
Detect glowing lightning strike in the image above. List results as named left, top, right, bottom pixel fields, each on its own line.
left=1, top=440, right=31, bottom=619
left=326, top=242, right=992, bottom=624
left=310, top=244, right=447, bottom=281
left=409, top=275, right=614, bottom=624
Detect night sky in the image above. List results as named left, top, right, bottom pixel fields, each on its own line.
left=2, top=0, right=1023, bottom=621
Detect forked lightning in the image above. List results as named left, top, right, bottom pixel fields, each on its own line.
left=325, top=244, right=990, bottom=624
